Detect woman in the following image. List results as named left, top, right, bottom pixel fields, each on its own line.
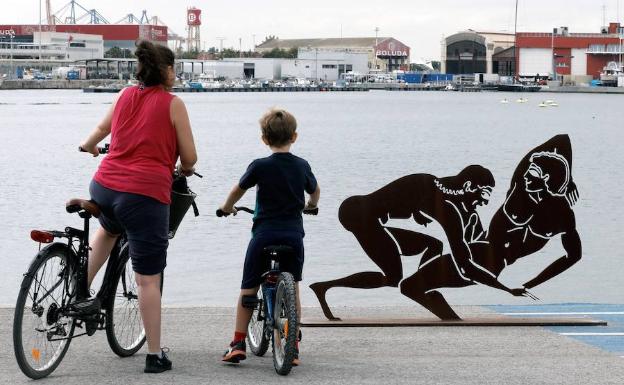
left=80, top=41, right=197, bottom=373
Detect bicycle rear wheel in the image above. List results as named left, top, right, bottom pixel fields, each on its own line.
left=247, top=286, right=269, bottom=356
left=272, top=272, right=298, bottom=375
left=105, top=244, right=164, bottom=357
left=13, top=244, right=76, bottom=379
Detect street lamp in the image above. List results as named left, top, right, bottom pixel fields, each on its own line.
left=374, top=26, right=379, bottom=70
left=10, top=34, right=13, bottom=79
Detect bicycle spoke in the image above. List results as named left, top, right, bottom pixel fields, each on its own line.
left=19, top=254, right=73, bottom=372
left=107, top=260, right=146, bottom=354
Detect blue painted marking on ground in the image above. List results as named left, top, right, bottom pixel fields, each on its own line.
left=488, top=303, right=624, bottom=356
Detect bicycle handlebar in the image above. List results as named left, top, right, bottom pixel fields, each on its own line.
left=79, top=143, right=109, bottom=154
left=216, top=206, right=318, bottom=217
left=79, top=144, right=203, bottom=178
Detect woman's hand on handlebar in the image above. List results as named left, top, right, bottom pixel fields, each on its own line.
left=79, top=143, right=100, bottom=157
left=176, top=164, right=196, bottom=177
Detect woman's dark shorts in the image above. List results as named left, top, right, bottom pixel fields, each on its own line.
left=89, top=180, right=169, bottom=275
left=241, top=230, right=304, bottom=289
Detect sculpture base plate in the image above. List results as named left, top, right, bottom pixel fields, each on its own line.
left=300, top=317, right=607, bottom=327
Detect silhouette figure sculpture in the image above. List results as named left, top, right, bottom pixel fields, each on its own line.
left=311, top=135, right=580, bottom=320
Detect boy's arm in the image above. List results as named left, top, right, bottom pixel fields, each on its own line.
left=220, top=184, right=247, bottom=214
left=306, top=185, right=320, bottom=209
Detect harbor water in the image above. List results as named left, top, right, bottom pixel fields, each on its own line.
left=0, top=89, right=622, bottom=308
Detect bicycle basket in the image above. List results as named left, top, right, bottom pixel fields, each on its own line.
left=169, top=175, right=199, bottom=239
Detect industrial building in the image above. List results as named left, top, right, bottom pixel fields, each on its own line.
left=0, top=24, right=167, bottom=51
left=255, top=37, right=410, bottom=72
left=442, top=23, right=624, bottom=81
left=515, top=22, right=623, bottom=80
left=441, top=30, right=515, bottom=75
left=178, top=53, right=369, bottom=82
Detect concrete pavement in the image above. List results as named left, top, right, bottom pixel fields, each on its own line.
left=1, top=306, right=623, bottom=384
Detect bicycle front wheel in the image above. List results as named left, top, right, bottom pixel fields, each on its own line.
left=105, top=245, right=164, bottom=357
left=13, top=244, right=76, bottom=379
left=272, top=272, right=298, bottom=375
left=247, top=286, right=269, bottom=356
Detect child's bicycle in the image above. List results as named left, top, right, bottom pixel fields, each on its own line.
left=216, top=205, right=318, bottom=375
left=13, top=145, right=200, bottom=379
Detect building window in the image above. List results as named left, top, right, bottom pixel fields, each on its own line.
left=322, top=64, right=337, bottom=69
left=69, top=42, right=86, bottom=48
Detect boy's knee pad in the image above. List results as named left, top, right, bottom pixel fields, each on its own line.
left=242, top=295, right=259, bottom=309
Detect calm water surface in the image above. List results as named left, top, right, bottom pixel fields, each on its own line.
left=0, top=89, right=622, bottom=308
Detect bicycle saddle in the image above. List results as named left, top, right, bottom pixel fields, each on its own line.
left=263, top=245, right=294, bottom=260
left=66, top=199, right=101, bottom=218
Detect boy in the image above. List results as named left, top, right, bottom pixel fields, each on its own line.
left=219, top=108, right=320, bottom=366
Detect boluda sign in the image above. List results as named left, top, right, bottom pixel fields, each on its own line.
left=0, top=29, right=16, bottom=38
left=375, top=38, right=410, bottom=57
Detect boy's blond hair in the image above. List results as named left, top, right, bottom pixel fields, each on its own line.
left=259, top=108, right=297, bottom=147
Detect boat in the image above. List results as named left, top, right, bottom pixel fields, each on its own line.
left=516, top=98, right=528, bottom=103
left=497, top=83, right=541, bottom=92
left=538, top=102, right=548, bottom=107
left=599, top=61, right=623, bottom=87
left=500, top=98, right=509, bottom=104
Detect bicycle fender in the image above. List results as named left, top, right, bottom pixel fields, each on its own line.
left=21, top=243, right=73, bottom=290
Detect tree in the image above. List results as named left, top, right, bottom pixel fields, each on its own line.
left=262, top=47, right=297, bottom=58
left=104, top=47, right=134, bottom=58
left=177, top=50, right=200, bottom=59
left=261, top=35, right=278, bottom=45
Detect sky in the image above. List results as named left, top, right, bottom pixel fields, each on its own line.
left=1, top=0, right=622, bottom=61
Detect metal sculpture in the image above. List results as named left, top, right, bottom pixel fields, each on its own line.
left=311, top=135, right=581, bottom=321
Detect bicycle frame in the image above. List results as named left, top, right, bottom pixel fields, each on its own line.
left=260, top=260, right=282, bottom=330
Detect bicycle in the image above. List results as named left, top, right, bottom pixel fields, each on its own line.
left=216, top=205, right=318, bottom=375
left=13, top=145, right=200, bottom=379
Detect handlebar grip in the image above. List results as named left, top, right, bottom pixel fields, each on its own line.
left=79, top=143, right=109, bottom=154
left=216, top=209, right=229, bottom=217
left=99, top=144, right=109, bottom=154
left=303, top=207, right=319, bottom=215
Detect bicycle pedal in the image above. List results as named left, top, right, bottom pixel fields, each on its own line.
left=86, top=320, right=98, bottom=336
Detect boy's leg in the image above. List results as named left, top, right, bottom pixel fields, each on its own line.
left=293, top=282, right=302, bottom=366
left=223, top=286, right=259, bottom=363
left=235, top=287, right=260, bottom=333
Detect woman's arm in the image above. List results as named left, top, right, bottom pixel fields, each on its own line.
left=80, top=88, right=126, bottom=156
left=170, top=96, right=197, bottom=174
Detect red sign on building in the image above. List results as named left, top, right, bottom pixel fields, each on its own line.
left=375, top=38, right=410, bottom=58
left=187, top=9, right=202, bottom=26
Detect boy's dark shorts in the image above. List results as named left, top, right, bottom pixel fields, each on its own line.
left=241, top=230, right=304, bottom=289
left=89, top=180, right=169, bottom=276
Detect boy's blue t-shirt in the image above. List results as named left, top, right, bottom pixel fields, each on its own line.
left=239, top=152, right=317, bottom=235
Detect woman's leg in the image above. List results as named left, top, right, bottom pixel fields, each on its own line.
left=87, top=227, right=119, bottom=288
left=135, top=272, right=162, bottom=353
